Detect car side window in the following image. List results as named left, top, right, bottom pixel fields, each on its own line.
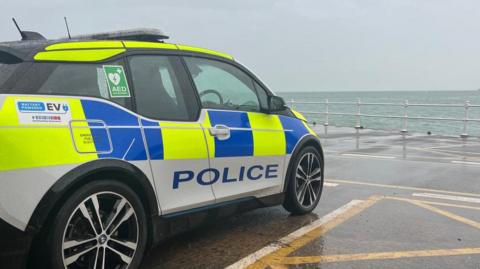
left=13, top=60, right=131, bottom=108
left=184, top=57, right=261, bottom=112
left=129, top=55, right=198, bottom=121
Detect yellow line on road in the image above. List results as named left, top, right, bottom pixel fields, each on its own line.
left=386, top=196, right=480, bottom=211
left=268, top=265, right=288, bottom=269
left=279, top=247, right=480, bottom=265
left=246, top=195, right=382, bottom=269
left=405, top=199, right=480, bottom=230
left=328, top=179, right=480, bottom=198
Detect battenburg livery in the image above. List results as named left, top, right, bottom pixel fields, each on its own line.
left=0, top=28, right=324, bottom=269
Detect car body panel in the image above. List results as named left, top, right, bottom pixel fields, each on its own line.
left=203, top=109, right=288, bottom=201
left=0, top=93, right=316, bottom=231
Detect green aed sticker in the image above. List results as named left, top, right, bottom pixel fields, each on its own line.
left=103, top=65, right=131, bottom=98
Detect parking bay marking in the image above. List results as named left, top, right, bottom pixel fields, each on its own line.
left=233, top=195, right=480, bottom=268
left=327, top=178, right=480, bottom=198
left=390, top=197, right=480, bottom=211
left=279, top=247, right=480, bottom=265
left=280, top=197, right=480, bottom=267
left=279, top=197, right=480, bottom=267
left=413, top=192, right=480, bottom=204
left=401, top=197, right=480, bottom=230
left=228, top=180, right=480, bottom=268
left=451, top=160, right=480, bottom=166
left=341, top=153, right=396, bottom=159
left=225, top=197, right=379, bottom=269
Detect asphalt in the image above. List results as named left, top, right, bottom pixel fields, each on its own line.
left=140, top=126, right=480, bottom=269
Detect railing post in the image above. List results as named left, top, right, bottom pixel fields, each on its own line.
left=401, top=100, right=408, bottom=133
left=324, top=99, right=329, bottom=126
left=354, top=98, right=362, bottom=129
left=460, top=100, right=470, bottom=138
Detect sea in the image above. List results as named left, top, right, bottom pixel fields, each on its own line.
left=278, top=91, right=480, bottom=137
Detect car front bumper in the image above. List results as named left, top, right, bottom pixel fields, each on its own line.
left=0, top=218, right=33, bottom=269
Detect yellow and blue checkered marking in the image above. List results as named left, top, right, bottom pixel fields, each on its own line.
left=82, top=100, right=147, bottom=160
left=207, top=110, right=254, bottom=157
left=279, top=115, right=311, bottom=154
left=0, top=96, right=315, bottom=172
left=66, top=102, right=314, bottom=160
left=0, top=96, right=98, bottom=171
left=142, top=119, right=164, bottom=160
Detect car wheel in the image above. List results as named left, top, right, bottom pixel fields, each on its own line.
left=48, top=180, right=147, bottom=269
left=283, top=146, right=324, bottom=215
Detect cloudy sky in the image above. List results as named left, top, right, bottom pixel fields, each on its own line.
left=3, top=0, right=480, bottom=92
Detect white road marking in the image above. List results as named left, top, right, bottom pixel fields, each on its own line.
left=426, top=143, right=480, bottom=149
left=341, top=153, right=396, bottom=159
left=451, top=161, right=480, bottom=166
left=412, top=193, right=480, bottom=204
left=434, top=149, right=480, bottom=156
left=324, top=182, right=339, bottom=187
left=225, top=200, right=364, bottom=269
left=329, top=179, right=480, bottom=198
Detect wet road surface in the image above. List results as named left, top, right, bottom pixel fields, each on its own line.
left=140, top=127, right=480, bottom=269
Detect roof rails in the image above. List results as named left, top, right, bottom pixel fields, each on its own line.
left=72, top=28, right=169, bottom=42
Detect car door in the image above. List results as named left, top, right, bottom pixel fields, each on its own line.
left=184, top=57, right=287, bottom=202
left=128, top=54, right=215, bottom=214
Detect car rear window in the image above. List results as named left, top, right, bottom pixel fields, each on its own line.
left=10, top=61, right=131, bottom=108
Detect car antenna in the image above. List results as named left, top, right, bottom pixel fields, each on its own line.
left=64, top=17, right=72, bottom=39
left=12, top=18, right=24, bottom=39
left=11, top=17, right=46, bottom=41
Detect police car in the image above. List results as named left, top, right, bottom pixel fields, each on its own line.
left=0, top=28, right=324, bottom=269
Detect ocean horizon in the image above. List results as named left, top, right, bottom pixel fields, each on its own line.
left=278, top=90, right=480, bottom=136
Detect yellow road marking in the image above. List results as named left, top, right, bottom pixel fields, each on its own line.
left=328, top=179, right=480, bottom=198
left=236, top=185, right=480, bottom=268
left=386, top=196, right=480, bottom=211
left=269, top=265, right=288, bottom=269
left=273, top=197, right=480, bottom=266
left=404, top=199, right=480, bottom=230
left=246, top=195, right=382, bottom=269
left=279, top=248, right=480, bottom=265
left=226, top=200, right=365, bottom=269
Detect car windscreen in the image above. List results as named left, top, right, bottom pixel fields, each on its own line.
left=0, top=63, right=22, bottom=92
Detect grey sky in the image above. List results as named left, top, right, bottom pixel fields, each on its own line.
left=3, top=0, right=480, bottom=92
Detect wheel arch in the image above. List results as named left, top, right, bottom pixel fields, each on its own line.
left=283, top=135, right=324, bottom=192
left=26, top=159, right=159, bottom=234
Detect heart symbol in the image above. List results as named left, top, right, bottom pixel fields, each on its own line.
left=108, top=73, right=121, bottom=86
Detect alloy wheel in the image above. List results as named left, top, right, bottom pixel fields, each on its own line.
left=62, top=191, right=139, bottom=269
left=295, top=152, right=322, bottom=208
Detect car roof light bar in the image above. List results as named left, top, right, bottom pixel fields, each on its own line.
left=72, top=28, right=169, bottom=42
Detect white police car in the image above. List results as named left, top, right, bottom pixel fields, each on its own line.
left=0, top=29, right=324, bottom=269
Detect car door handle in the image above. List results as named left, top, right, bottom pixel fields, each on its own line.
left=209, top=124, right=231, bottom=140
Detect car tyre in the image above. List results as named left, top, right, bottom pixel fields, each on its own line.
left=47, top=180, right=147, bottom=269
left=283, top=146, right=324, bottom=215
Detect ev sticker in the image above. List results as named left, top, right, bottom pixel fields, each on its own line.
left=15, top=100, right=72, bottom=125
left=103, top=65, right=131, bottom=98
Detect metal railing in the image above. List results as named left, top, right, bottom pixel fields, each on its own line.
left=288, top=99, right=480, bottom=137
